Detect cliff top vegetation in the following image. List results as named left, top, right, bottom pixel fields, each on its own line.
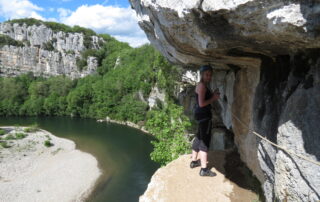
left=6, top=18, right=96, bottom=37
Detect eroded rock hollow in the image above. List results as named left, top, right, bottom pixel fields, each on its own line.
left=130, top=1, right=320, bottom=201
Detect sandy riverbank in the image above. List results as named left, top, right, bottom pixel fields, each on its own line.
left=0, top=126, right=101, bottom=202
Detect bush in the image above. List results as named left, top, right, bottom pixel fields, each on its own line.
left=76, top=57, right=87, bottom=71
left=0, top=129, right=5, bottom=136
left=15, top=133, right=27, bottom=139
left=65, top=50, right=75, bottom=55
left=83, top=35, right=92, bottom=49
left=5, top=134, right=15, bottom=140
left=24, top=123, right=39, bottom=133
left=42, top=41, right=55, bottom=51
left=44, top=140, right=53, bottom=147
left=0, top=141, right=10, bottom=148
left=146, top=103, right=191, bottom=166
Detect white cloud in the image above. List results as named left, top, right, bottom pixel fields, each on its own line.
left=0, top=0, right=44, bottom=20
left=57, top=8, right=72, bottom=19
left=60, top=4, right=149, bottom=47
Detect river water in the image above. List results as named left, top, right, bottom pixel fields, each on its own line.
left=0, top=116, right=159, bottom=202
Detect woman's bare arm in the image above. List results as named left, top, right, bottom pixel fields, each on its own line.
left=197, top=83, right=214, bottom=107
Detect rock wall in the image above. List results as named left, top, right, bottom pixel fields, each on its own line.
left=130, top=1, right=320, bottom=201
left=0, top=22, right=102, bottom=78
left=254, top=52, right=320, bottom=201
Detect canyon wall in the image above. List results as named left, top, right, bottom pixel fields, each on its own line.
left=130, top=1, right=320, bottom=201
left=0, top=22, right=102, bottom=78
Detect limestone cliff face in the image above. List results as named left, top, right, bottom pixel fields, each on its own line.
left=0, top=22, right=102, bottom=78
left=130, top=1, right=320, bottom=201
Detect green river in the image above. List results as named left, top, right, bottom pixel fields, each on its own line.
left=0, top=116, right=159, bottom=202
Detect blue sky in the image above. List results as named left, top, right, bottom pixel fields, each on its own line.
left=0, top=0, right=149, bottom=47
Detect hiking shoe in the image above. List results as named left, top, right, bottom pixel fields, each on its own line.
left=190, top=160, right=201, bottom=168
left=199, top=168, right=216, bottom=177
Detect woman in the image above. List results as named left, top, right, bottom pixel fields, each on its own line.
left=190, top=65, right=220, bottom=177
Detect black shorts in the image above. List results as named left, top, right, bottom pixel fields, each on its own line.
left=192, top=118, right=212, bottom=152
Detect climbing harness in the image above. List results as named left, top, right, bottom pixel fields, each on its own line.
left=222, top=99, right=320, bottom=167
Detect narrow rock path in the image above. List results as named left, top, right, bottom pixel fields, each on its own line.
left=140, top=151, right=260, bottom=202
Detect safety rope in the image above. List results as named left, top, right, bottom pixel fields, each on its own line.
left=222, top=99, right=320, bottom=167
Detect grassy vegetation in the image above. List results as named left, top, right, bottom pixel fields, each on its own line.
left=15, top=133, right=27, bottom=139
left=44, top=140, right=53, bottom=147
left=4, top=134, right=15, bottom=140
left=0, top=141, right=10, bottom=148
left=24, top=123, right=40, bottom=133
left=0, top=129, right=6, bottom=136
left=4, top=133, right=27, bottom=140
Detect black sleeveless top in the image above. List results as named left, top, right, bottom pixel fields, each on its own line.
left=194, top=85, right=212, bottom=120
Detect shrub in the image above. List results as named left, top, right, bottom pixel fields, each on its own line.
left=24, top=123, right=39, bottom=133
left=0, top=141, right=10, bottom=148
left=15, top=133, right=27, bottom=139
left=5, top=134, right=15, bottom=140
left=42, top=41, right=55, bottom=51
left=83, top=35, right=92, bottom=49
left=146, top=103, right=191, bottom=166
left=0, top=129, right=5, bottom=136
left=76, top=57, right=87, bottom=71
left=2, top=132, right=26, bottom=140
left=44, top=140, right=53, bottom=147
left=65, top=50, right=75, bottom=55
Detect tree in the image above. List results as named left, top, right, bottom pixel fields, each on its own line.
left=146, top=102, right=191, bottom=165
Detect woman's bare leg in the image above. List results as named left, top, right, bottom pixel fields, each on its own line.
left=199, top=151, right=207, bottom=168
left=191, top=150, right=198, bottom=161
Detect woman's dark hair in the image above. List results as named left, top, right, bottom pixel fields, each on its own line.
left=199, top=65, right=213, bottom=83
left=199, top=65, right=213, bottom=73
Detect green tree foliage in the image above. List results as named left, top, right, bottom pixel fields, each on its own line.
left=146, top=103, right=191, bottom=166
left=0, top=34, right=25, bottom=48
left=76, top=57, right=88, bottom=71
left=0, top=75, right=74, bottom=116
left=8, top=18, right=42, bottom=26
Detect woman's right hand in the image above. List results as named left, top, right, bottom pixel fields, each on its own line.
left=211, top=91, right=220, bottom=102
